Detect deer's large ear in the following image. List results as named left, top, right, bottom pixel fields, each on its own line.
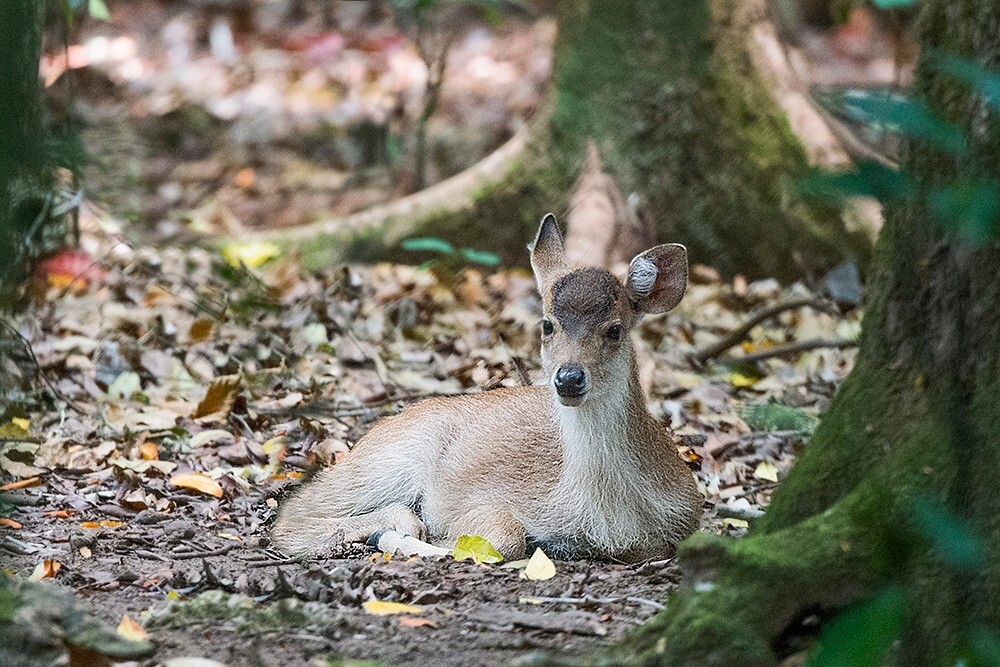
left=529, top=213, right=566, bottom=290
left=627, top=244, right=687, bottom=314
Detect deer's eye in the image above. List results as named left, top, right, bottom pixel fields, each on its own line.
left=541, top=319, right=554, bottom=336
left=606, top=323, right=623, bottom=341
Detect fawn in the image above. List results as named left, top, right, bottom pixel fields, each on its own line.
left=272, top=214, right=702, bottom=562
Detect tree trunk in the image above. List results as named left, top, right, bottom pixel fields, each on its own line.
left=540, top=1, right=1000, bottom=665
left=256, top=0, right=871, bottom=281
left=0, top=0, right=46, bottom=290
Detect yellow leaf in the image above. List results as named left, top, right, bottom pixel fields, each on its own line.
left=99, top=520, right=124, bottom=528
left=363, top=600, right=424, bottom=616
left=452, top=534, right=503, bottom=564
left=170, top=472, right=224, bottom=498
left=11, top=417, right=29, bottom=430
left=0, top=419, right=29, bottom=439
left=116, top=614, right=148, bottom=642
left=520, top=548, right=556, bottom=581
left=190, top=374, right=241, bottom=419
left=722, top=518, right=750, bottom=529
left=221, top=241, right=281, bottom=269
left=28, top=559, right=60, bottom=581
left=728, top=372, right=759, bottom=388
left=753, top=461, right=779, bottom=483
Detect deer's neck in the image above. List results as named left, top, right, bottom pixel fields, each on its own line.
left=547, top=345, right=664, bottom=551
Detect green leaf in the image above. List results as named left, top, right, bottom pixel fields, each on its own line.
left=809, top=585, right=906, bottom=667
left=401, top=237, right=455, bottom=255
left=929, top=179, right=1000, bottom=246
left=88, top=0, right=110, bottom=20
left=799, top=162, right=914, bottom=205
left=908, top=495, right=984, bottom=570
left=932, top=53, right=1000, bottom=108
left=458, top=247, right=501, bottom=266
left=453, top=535, right=503, bottom=564
left=840, top=91, right=965, bottom=154
left=871, top=0, right=916, bottom=8
left=741, top=403, right=819, bottom=433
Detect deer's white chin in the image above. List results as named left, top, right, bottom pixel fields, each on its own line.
left=556, top=393, right=587, bottom=408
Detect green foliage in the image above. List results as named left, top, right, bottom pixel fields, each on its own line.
left=929, top=179, right=1000, bottom=246
left=741, top=402, right=819, bottom=433
left=908, top=495, right=984, bottom=571
left=840, top=90, right=965, bottom=154
left=805, top=56, right=1000, bottom=248
left=809, top=585, right=907, bottom=667
left=402, top=236, right=501, bottom=267
left=800, top=162, right=914, bottom=205
left=871, top=0, right=917, bottom=9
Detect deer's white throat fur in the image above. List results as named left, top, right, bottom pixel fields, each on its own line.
left=545, top=347, right=665, bottom=553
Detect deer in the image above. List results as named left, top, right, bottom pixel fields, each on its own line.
left=271, top=213, right=702, bottom=563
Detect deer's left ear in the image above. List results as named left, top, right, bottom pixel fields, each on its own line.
left=627, top=244, right=687, bottom=314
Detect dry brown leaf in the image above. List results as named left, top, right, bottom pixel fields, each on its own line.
left=116, top=614, right=149, bottom=642
left=28, top=559, right=60, bottom=581
left=188, top=318, right=216, bottom=342
left=190, top=374, right=242, bottom=419
left=0, top=518, right=23, bottom=529
left=170, top=472, right=224, bottom=498
left=189, top=430, right=236, bottom=448
left=398, top=616, right=438, bottom=628
left=139, top=442, right=159, bottom=460
left=42, top=509, right=75, bottom=518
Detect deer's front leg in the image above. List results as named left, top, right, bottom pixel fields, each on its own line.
left=450, top=508, right=527, bottom=560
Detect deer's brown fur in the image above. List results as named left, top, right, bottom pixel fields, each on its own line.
left=272, top=214, right=702, bottom=562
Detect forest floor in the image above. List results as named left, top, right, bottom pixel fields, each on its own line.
left=2, top=226, right=862, bottom=666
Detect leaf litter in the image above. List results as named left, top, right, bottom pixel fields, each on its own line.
left=1, top=227, right=861, bottom=665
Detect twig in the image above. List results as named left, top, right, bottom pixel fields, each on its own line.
left=172, top=543, right=238, bottom=560
left=717, top=338, right=856, bottom=365
left=522, top=594, right=665, bottom=611
left=715, top=503, right=765, bottom=522
left=690, top=298, right=836, bottom=366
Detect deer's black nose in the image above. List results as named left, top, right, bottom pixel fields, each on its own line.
left=554, top=366, right=587, bottom=397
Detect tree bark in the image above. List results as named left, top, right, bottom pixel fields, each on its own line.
left=0, top=0, right=46, bottom=290
left=252, top=0, right=871, bottom=281
left=532, top=0, right=1000, bottom=664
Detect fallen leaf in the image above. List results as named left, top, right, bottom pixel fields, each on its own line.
left=520, top=548, right=556, bottom=581
left=188, top=318, right=216, bottom=343
left=79, top=546, right=92, bottom=558
left=28, top=559, right=61, bottom=581
left=754, top=461, right=780, bottom=483
left=729, top=372, right=760, bottom=388
left=170, top=472, right=224, bottom=498
left=42, top=510, right=75, bottom=518
left=139, top=442, right=159, bottom=460
left=363, top=600, right=425, bottom=616
left=190, top=374, right=241, bottom=419
left=221, top=241, right=280, bottom=268
left=11, top=417, right=30, bottom=431
left=0, top=518, right=23, bottom=529
left=452, top=534, right=503, bottom=564
left=0, top=477, right=41, bottom=492
left=189, top=429, right=236, bottom=448
left=107, top=371, right=142, bottom=399
left=398, top=616, right=437, bottom=628
left=117, top=614, right=149, bottom=642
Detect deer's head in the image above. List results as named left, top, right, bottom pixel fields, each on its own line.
left=530, top=213, right=687, bottom=407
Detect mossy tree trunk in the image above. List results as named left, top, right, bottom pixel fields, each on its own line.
left=0, top=0, right=47, bottom=291
left=563, top=1, right=1000, bottom=665
left=275, top=0, right=869, bottom=280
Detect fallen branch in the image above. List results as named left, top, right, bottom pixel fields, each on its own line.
left=715, top=503, right=765, bottom=522
left=717, top=338, right=857, bottom=365
left=690, top=298, right=835, bottom=365
left=521, top=594, right=665, bottom=611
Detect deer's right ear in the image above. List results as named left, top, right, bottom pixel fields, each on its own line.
left=529, top=213, right=566, bottom=289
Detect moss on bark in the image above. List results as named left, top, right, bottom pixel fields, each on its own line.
left=279, top=0, right=868, bottom=280
left=576, top=0, right=1000, bottom=664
